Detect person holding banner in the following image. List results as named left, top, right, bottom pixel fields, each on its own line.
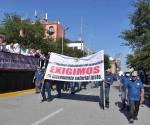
left=100, top=69, right=114, bottom=108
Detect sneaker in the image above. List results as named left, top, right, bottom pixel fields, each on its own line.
left=105, top=104, right=109, bottom=108
left=35, top=91, right=39, bottom=94
left=105, top=105, right=109, bottom=108
left=119, top=108, right=125, bottom=112
left=71, top=92, right=75, bottom=95
left=133, top=116, right=138, bottom=120
left=120, top=107, right=125, bottom=112
left=57, top=94, right=61, bottom=98
left=41, top=98, right=46, bottom=102
left=47, top=98, right=52, bottom=102
left=129, top=118, right=134, bottom=124
left=101, top=104, right=104, bottom=109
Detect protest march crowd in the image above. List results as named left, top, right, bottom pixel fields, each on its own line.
left=33, top=53, right=149, bottom=124
left=1, top=35, right=150, bottom=124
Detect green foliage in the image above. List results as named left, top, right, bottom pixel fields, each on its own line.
left=22, top=20, right=45, bottom=49
left=0, top=13, right=46, bottom=49
left=0, top=13, right=85, bottom=57
left=121, top=0, right=150, bottom=69
left=104, top=54, right=111, bottom=70
left=0, top=13, right=22, bottom=44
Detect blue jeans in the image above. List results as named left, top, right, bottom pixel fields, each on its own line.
left=100, top=85, right=110, bottom=104
left=35, top=80, right=41, bottom=92
left=121, top=91, right=126, bottom=109
left=129, top=100, right=140, bottom=119
left=35, top=80, right=40, bottom=87
left=80, top=82, right=87, bottom=89
left=70, top=82, right=75, bottom=93
left=41, top=80, right=51, bottom=99
left=121, top=91, right=126, bottom=100
left=56, top=81, right=63, bottom=97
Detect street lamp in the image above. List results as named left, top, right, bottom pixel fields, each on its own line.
left=62, top=27, right=69, bottom=54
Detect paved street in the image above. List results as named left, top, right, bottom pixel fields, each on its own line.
left=0, top=82, right=149, bottom=125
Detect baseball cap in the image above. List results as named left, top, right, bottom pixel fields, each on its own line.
left=131, top=71, right=138, bottom=77
left=129, top=67, right=134, bottom=73
left=124, top=69, right=130, bottom=73
left=106, top=68, right=111, bottom=72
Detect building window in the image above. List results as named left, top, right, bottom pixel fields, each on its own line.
left=47, top=26, right=55, bottom=35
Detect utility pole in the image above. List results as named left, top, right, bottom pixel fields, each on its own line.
left=62, top=27, right=69, bottom=54
left=62, top=31, right=64, bottom=55
left=80, top=16, right=84, bottom=56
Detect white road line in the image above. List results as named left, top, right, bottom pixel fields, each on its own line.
left=31, top=108, right=63, bottom=125
left=86, top=92, right=94, bottom=95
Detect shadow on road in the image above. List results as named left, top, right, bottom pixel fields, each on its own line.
left=115, top=101, right=130, bottom=121
left=52, top=93, right=100, bottom=103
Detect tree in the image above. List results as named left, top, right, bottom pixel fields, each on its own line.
left=22, top=20, right=46, bottom=49
left=0, top=13, right=87, bottom=57
left=121, top=0, right=150, bottom=69
left=0, top=13, right=23, bottom=44
left=104, top=54, right=111, bottom=70
left=0, top=13, right=57, bottom=54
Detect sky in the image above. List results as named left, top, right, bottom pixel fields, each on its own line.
left=0, top=0, right=135, bottom=70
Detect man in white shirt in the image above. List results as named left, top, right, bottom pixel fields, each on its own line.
left=6, top=43, right=15, bottom=53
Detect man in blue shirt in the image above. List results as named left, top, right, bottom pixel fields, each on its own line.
left=119, top=71, right=131, bottom=111
left=100, top=69, right=114, bottom=108
left=33, top=67, right=44, bottom=93
left=126, top=71, right=144, bottom=123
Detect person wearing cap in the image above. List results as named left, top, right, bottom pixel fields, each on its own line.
left=126, top=71, right=144, bottom=123
left=119, top=70, right=131, bottom=111
left=100, top=68, right=114, bottom=108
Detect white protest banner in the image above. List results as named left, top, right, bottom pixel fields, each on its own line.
left=44, top=50, right=104, bottom=82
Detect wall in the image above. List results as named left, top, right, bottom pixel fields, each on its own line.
left=0, top=71, right=35, bottom=93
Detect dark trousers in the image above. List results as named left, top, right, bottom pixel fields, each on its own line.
left=121, top=91, right=126, bottom=109
left=41, top=80, right=51, bottom=99
left=56, top=82, right=63, bottom=96
left=63, top=82, right=69, bottom=91
left=122, top=99, right=126, bottom=109
left=70, top=82, right=76, bottom=93
left=129, top=100, right=140, bottom=119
